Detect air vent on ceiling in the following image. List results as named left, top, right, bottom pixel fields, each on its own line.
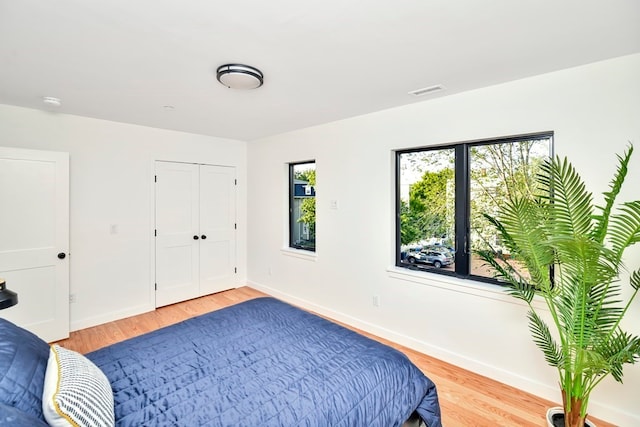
left=408, top=85, right=445, bottom=97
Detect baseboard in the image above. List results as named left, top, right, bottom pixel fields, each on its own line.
left=247, top=281, right=639, bottom=427
left=70, top=302, right=155, bottom=332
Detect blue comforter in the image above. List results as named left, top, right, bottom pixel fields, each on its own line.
left=88, top=297, right=441, bottom=427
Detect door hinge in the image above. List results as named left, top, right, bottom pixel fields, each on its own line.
left=154, top=175, right=157, bottom=183
left=234, top=179, right=237, bottom=185
left=234, top=267, right=237, bottom=274
left=155, top=283, right=157, bottom=290
left=234, top=223, right=237, bottom=230
left=154, top=229, right=157, bottom=236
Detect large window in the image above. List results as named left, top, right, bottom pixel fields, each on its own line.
left=396, top=133, right=552, bottom=282
left=289, top=161, right=316, bottom=252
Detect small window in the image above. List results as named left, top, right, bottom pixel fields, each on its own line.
left=289, top=161, right=316, bottom=252
left=396, top=133, right=552, bottom=283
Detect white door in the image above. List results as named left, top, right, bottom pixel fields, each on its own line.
left=199, top=165, right=236, bottom=295
left=155, top=162, right=236, bottom=308
left=0, top=147, right=69, bottom=342
left=155, top=162, right=200, bottom=307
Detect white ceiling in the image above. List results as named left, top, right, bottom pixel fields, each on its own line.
left=1, top=1, right=639, bottom=141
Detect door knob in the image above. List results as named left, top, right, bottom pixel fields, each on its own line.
left=193, top=235, right=199, bottom=240
left=58, top=252, right=66, bottom=259
left=201, top=235, right=207, bottom=240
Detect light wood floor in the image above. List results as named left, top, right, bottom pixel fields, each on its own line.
left=55, top=287, right=615, bottom=427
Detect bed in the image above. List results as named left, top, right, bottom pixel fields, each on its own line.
left=0, top=297, right=442, bottom=427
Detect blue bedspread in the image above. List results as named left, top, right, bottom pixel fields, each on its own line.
left=87, top=297, right=441, bottom=427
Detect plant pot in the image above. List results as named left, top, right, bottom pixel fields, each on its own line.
left=546, top=407, right=596, bottom=427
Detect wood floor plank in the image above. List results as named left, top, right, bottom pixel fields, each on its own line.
left=54, top=287, right=616, bottom=426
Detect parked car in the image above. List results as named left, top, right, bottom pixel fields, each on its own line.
left=424, top=244, right=456, bottom=257
left=406, top=249, right=454, bottom=268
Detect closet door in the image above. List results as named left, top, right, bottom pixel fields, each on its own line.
left=155, top=162, right=237, bottom=308
left=199, top=165, right=236, bottom=295
left=155, top=162, right=200, bottom=307
left=0, top=147, right=69, bottom=342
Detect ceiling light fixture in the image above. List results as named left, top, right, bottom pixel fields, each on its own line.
left=216, top=64, right=263, bottom=90
left=42, top=96, right=62, bottom=107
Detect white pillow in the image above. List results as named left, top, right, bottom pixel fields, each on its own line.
left=42, top=344, right=115, bottom=427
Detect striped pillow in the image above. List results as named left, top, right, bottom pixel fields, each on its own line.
left=42, top=345, right=114, bottom=427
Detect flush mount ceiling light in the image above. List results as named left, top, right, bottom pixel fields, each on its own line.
left=216, top=64, right=263, bottom=90
left=42, top=96, right=62, bottom=107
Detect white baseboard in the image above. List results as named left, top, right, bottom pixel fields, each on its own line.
left=248, top=280, right=638, bottom=427
left=70, top=302, right=155, bottom=332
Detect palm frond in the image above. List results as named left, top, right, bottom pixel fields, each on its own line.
left=541, top=156, right=594, bottom=239
left=561, top=283, right=600, bottom=349
left=577, top=347, right=609, bottom=375
left=592, top=145, right=634, bottom=244
left=488, top=197, right=553, bottom=290
left=476, top=247, right=534, bottom=303
left=631, top=269, right=640, bottom=291
left=482, top=213, right=515, bottom=250
left=527, top=310, right=563, bottom=367
left=551, top=236, right=604, bottom=278
left=608, top=200, right=640, bottom=261
left=589, top=280, right=624, bottom=333
left=599, top=332, right=640, bottom=382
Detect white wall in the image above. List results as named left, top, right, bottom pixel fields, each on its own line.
left=247, top=53, right=640, bottom=425
left=0, top=105, right=247, bottom=331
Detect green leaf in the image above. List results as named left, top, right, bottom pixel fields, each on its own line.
left=599, top=332, right=640, bottom=382
left=527, top=310, right=562, bottom=367
left=631, top=270, right=640, bottom=291
left=487, top=197, right=553, bottom=291
left=608, top=200, right=640, bottom=261
left=592, top=145, right=633, bottom=244
left=476, top=248, right=535, bottom=303
left=541, top=156, right=594, bottom=239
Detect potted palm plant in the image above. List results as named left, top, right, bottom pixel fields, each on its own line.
left=478, top=145, right=640, bottom=427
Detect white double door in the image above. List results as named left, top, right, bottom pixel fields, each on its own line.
left=0, top=147, right=69, bottom=342
left=155, top=161, right=236, bottom=307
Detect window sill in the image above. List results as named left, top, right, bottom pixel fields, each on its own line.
left=281, top=247, right=317, bottom=262
left=386, top=266, right=548, bottom=311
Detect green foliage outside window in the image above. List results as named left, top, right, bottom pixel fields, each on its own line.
left=401, top=168, right=453, bottom=245
left=297, top=169, right=316, bottom=241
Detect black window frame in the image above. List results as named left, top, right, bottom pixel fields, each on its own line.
left=395, top=132, right=554, bottom=285
left=289, top=160, right=316, bottom=252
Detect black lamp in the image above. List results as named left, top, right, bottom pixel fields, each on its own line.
left=0, top=278, right=18, bottom=310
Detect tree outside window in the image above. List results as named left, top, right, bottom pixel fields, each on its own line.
left=397, top=134, right=552, bottom=281
left=290, top=162, right=316, bottom=251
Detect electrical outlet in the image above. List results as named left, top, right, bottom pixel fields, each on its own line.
left=372, top=295, right=380, bottom=307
